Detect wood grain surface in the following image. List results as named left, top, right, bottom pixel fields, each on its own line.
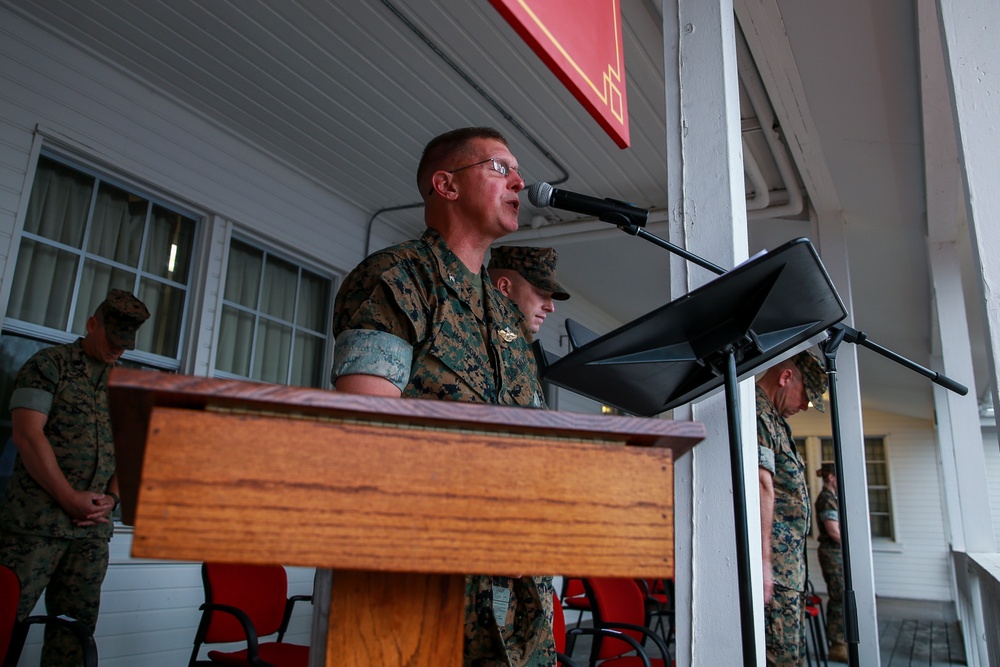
left=132, top=406, right=677, bottom=577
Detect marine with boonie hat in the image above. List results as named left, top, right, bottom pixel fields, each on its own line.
left=97, top=288, right=151, bottom=350
left=488, top=246, right=571, bottom=301
left=488, top=246, right=570, bottom=337
left=0, top=288, right=150, bottom=665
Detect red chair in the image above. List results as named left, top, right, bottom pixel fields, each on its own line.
left=570, top=578, right=671, bottom=667
left=188, top=563, right=311, bottom=667
left=560, top=577, right=592, bottom=629
left=635, top=578, right=675, bottom=650
left=552, top=591, right=581, bottom=667
left=1, top=564, right=98, bottom=667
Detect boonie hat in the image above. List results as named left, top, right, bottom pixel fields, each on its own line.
left=488, top=246, right=570, bottom=300
left=98, top=289, right=150, bottom=350
left=792, top=350, right=827, bottom=413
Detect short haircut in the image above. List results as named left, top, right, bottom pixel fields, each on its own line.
left=416, top=126, right=508, bottom=195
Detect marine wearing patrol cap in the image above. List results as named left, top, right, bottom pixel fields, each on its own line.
left=96, top=289, right=151, bottom=350
left=792, top=349, right=827, bottom=413
left=487, top=246, right=570, bottom=300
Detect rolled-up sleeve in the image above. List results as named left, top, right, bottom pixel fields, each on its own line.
left=332, top=329, right=413, bottom=391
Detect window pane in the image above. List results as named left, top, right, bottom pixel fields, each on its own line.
left=821, top=439, right=834, bottom=462
left=296, top=270, right=330, bottom=332
left=6, top=239, right=79, bottom=329
left=137, top=279, right=185, bottom=357
left=216, top=305, right=255, bottom=376
left=23, top=156, right=92, bottom=248
left=253, top=319, right=291, bottom=384
left=868, top=489, right=890, bottom=513
left=87, top=182, right=146, bottom=267
left=73, top=260, right=135, bottom=335
left=291, top=331, right=324, bottom=388
left=866, top=462, right=886, bottom=486
left=870, top=515, right=892, bottom=538
left=260, top=256, right=297, bottom=321
left=224, top=241, right=262, bottom=308
left=144, top=205, right=196, bottom=283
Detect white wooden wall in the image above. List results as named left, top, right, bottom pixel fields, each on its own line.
left=793, top=408, right=959, bottom=605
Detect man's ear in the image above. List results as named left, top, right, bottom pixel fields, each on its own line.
left=777, top=367, right=794, bottom=387
left=429, top=171, right=458, bottom=200
left=85, top=316, right=98, bottom=336
left=495, top=275, right=512, bottom=297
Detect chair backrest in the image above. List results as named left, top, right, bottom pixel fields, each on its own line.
left=583, top=577, right=648, bottom=660
left=0, top=565, right=21, bottom=661
left=201, top=563, right=289, bottom=643
left=552, top=592, right=568, bottom=654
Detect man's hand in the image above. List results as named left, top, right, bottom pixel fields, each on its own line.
left=762, top=562, right=774, bottom=604
left=65, top=491, right=113, bottom=527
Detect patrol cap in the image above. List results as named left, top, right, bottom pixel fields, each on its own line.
left=488, top=246, right=570, bottom=300
left=816, top=463, right=837, bottom=477
left=792, top=350, right=827, bottom=413
left=97, top=289, right=150, bottom=350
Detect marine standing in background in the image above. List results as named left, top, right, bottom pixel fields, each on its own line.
left=815, top=463, right=847, bottom=663
left=487, top=245, right=570, bottom=336
left=0, top=289, right=150, bottom=666
left=757, top=350, right=828, bottom=666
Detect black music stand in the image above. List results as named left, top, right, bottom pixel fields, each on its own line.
left=541, top=237, right=847, bottom=665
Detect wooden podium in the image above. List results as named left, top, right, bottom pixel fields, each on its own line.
left=108, top=369, right=705, bottom=666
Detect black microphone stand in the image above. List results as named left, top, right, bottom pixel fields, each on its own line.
left=819, top=324, right=966, bottom=667
left=606, top=220, right=967, bottom=667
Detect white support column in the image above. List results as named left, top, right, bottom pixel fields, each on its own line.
left=920, top=0, right=995, bottom=559
left=920, top=5, right=996, bottom=663
left=815, top=213, right=880, bottom=666
left=662, top=1, right=760, bottom=664
left=936, top=0, right=1000, bottom=422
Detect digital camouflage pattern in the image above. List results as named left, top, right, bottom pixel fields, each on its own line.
left=792, top=350, right=827, bottom=413
left=757, top=383, right=810, bottom=665
left=0, top=532, right=108, bottom=666
left=765, top=585, right=806, bottom=667
left=815, top=485, right=845, bottom=646
left=333, top=228, right=544, bottom=408
left=488, top=246, right=570, bottom=300
left=756, top=385, right=810, bottom=590
left=0, top=338, right=119, bottom=666
left=98, top=288, right=150, bottom=350
left=466, top=576, right=555, bottom=667
left=332, top=227, right=554, bottom=667
left=0, top=340, right=115, bottom=539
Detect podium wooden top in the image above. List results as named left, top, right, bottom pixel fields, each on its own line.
left=109, top=369, right=705, bottom=576
left=109, top=368, right=705, bottom=448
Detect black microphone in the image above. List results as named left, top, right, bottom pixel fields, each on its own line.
left=527, top=182, right=648, bottom=228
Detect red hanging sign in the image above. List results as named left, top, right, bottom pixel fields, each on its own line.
left=491, top=0, right=631, bottom=148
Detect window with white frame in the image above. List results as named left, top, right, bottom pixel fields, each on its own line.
left=821, top=436, right=894, bottom=539
left=5, top=154, right=198, bottom=363
left=0, top=153, right=199, bottom=500
left=214, top=238, right=332, bottom=388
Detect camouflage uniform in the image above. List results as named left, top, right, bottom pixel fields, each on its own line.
left=0, top=340, right=116, bottom=666
left=487, top=246, right=571, bottom=301
left=333, top=228, right=555, bottom=667
left=815, top=485, right=844, bottom=648
left=0, top=289, right=149, bottom=667
left=758, top=350, right=827, bottom=667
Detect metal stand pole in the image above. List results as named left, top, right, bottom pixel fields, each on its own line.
left=720, top=346, right=757, bottom=666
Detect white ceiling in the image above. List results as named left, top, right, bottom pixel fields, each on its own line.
left=4, top=0, right=983, bottom=419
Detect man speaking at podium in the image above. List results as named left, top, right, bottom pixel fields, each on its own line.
left=331, top=127, right=555, bottom=666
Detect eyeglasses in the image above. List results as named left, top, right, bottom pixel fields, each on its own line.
left=427, top=157, right=519, bottom=195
